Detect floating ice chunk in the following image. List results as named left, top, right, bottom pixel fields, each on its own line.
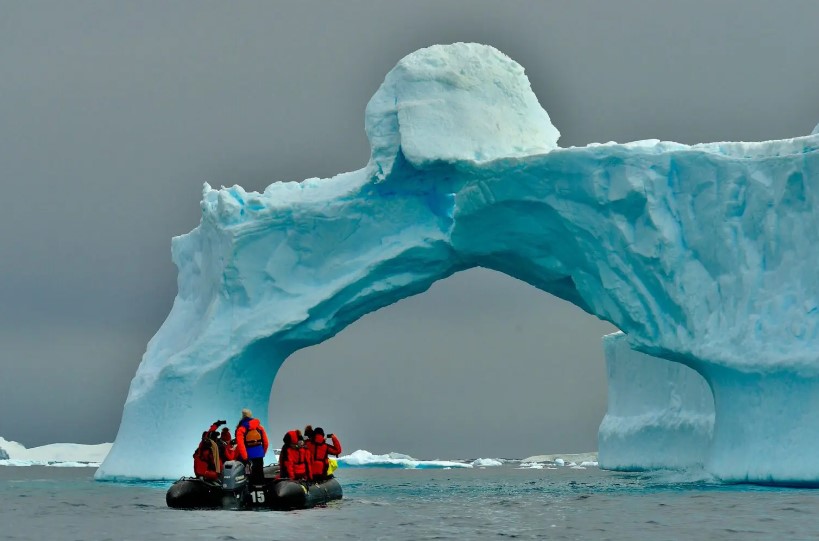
left=521, top=452, right=598, bottom=464
left=0, top=459, right=33, bottom=467
left=471, top=458, right=503, bottom=467
left=337, top=450, right=471, bottom=469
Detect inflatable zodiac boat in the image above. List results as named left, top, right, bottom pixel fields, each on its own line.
left=166, top=461, right=342, bottom=510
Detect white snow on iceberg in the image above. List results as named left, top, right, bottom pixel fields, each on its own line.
left=97, top=42, right=819, bottom=485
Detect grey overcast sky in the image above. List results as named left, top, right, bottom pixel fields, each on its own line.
left=1, top=1, right=817, bottom=459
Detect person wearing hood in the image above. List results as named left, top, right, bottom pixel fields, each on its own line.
left=235, top=408, right=269, bottom=485
left=306, top=427, right=342, bottom=481
left=278, top=430, right=312, bottom=481
left=220, top=427, right=236, bottom=461
left=193, top=430, right=221, bottom=482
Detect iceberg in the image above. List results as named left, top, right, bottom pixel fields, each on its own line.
left=98, top=42, right=819, bottom=484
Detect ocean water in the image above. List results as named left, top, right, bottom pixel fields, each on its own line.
left=3, top=465, right=819, bottom=541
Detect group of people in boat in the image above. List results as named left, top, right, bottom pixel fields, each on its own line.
left=193, top=408, right=342, bottom=485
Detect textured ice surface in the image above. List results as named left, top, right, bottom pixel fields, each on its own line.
left=598, top=332, right=713, bottom=471
left=98, top=42, right=819, bottom=483
left=366, top=43, right=560, bottom=181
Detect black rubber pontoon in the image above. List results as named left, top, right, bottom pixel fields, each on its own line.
left=166, top=477, right=222, bottom=509
left=166, top=461, right=342, bottom=510
left=269, top=477, right=343, bottom=510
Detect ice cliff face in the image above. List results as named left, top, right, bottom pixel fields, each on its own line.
left=97, top=42, right=819, bottom=483
left=598, top=332, right=714, bottom=471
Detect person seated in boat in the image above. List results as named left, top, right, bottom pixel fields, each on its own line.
left=278, top=430, right=312, bottom=482
left=206, top=420, right=228, bottom=462
left=306, top=427, right=342, bottom=481
left=220, top=427, right=236, bottom=461
left=235, top=408, right=269, bottom=485
left=193, top=430, right=221, bottom=482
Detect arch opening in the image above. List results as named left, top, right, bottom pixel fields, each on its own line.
left=269, top=268, right=618, bottom=460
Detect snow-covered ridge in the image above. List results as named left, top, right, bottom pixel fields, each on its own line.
left=98, top=42, right=819, bottom=484
left=0, top=437, right=111, bottom=467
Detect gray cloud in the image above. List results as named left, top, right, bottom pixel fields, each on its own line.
left=1, top=0, right=817, bottom=457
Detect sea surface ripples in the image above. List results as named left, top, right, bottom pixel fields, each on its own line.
left=2, top=466, right=818, bottom=540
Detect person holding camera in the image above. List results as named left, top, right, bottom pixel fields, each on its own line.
left=193, top=419, right=227, bottom=482
left=306, top=427, right=342, bottom=481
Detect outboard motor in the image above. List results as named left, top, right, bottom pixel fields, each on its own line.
left=220, top=460, right=248, bottom=509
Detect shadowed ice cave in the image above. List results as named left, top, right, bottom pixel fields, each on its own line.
left=98, top=43, right=819, bottom=483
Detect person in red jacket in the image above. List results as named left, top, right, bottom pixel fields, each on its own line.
left=235, top=408, right=269, bottom=485
left=306, top=427, right=342, bottom=481
left=193, top=431, right=221, bottom=482
left=220, top=427, right=236, bottom=461
left=278, top=430, right=312, bottom=481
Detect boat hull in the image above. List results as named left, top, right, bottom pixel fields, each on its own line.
left=166, top=468, right=342, bottom=511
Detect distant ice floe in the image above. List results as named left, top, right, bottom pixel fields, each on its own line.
left=518, top=452, right=599, bottom=470
left=338, top=450, right=472, bottom=469
left=471, top=458, right=504, bottom=467
left=337, top=450, right=506, bottom=469
left=0, top=437, right=111, bottom=467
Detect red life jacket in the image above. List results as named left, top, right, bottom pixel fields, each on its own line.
left=193, top=439, right=220, bottom=481
left=307, top=433, right=342, bottom=478
left=222, top=438, right=236, bottom=461
left=280, top=430, right=310, bottom=480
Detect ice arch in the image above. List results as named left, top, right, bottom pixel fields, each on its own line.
left=98, top=43, right=819, bottom=482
